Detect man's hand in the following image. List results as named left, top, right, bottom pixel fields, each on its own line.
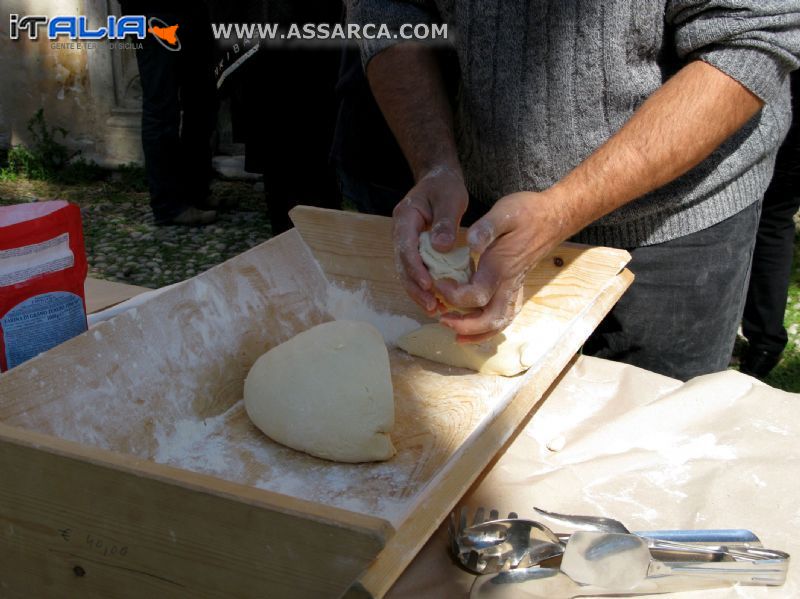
left=436, top=191, right=569, bottom=342
left=393, top=166, right=468, bottom=314
left=436, top=61, right=764, bottom=342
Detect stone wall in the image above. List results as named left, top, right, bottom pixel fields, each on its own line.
left=0, top=0, right=144, bottom=166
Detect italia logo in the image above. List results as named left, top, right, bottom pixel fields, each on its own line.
left=147, top=17, right=181, bottom=51
left=9, top=14, right=181, bottom=51
left=9, top=14, right=147, bottom=40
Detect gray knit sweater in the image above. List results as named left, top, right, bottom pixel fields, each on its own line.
left=348, top=0, right=800, bottom=248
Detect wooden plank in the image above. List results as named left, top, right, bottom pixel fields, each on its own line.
left=0, top=423, right=393, bottom=599
left=84, top=278, right=151, bottom=315
left=348, top=268, right=634, bottom=598
left=289, top=206, right=630, bottom=323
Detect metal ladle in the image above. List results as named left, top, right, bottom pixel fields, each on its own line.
left=450, top=508, right=563, bottom=574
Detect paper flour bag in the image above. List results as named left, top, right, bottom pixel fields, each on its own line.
left=0, top=200, right=88, bottom=372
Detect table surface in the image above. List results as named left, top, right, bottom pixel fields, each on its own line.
left=388, top=355, right=799, bottom=598
left=84, top=277, right=150, bottom=315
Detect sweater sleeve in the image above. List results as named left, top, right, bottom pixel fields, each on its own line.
left=666, top=0, right=800, bottom=102
left=345, top=0, right=437, bottom=67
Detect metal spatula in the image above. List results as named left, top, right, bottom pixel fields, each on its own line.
left=560, top=531, right=790, bottom=591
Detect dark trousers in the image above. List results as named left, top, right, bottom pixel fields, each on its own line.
left=742, top=78, right=800, bottom=357
left=742, top=181, right=800, bottom=356
left=261, top=48, right=341, bottom=234
left=243, top=47, right=342, bottom=235
left=125, top=2, right=218, bottom=220
left=584, top=201, right=761, bottom=381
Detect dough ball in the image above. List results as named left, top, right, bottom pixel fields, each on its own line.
left=397, top=323, right=537, bottom=376
left=244, top=320, right=396, bottom=463
left=419, top=231, right=472, bottom=284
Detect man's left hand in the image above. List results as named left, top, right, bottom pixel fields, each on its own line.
left=436, top=190, right=569, bottom=342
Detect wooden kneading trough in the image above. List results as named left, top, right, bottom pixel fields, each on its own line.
left=0, top=207, right=632, bottom=598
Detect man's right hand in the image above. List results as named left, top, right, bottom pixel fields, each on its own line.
left=392, top=166, right=469, bottom=314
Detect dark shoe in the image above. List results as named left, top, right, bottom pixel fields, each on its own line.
left=739, top=348, right=782, bottom=379
left=155, top=206, right=217, bottom=226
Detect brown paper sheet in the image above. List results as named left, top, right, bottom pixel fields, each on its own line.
left=389, top=356, right=800, bottom=598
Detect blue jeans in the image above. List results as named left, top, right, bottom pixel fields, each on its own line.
left=584, top=201, right=761, bottom=381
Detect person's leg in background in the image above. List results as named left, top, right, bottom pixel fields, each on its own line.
left=740, top=75, right=800, bottom=378
left=260, top=46, right=342, bottom=235
left=175, top=2, right=219, bottom=213
left=584, top=202, right=761, bottom=381
left=121, top=1, right=217, bottom=225
left=331, top=48, right=413, bottom=217
left=236, top=2, right=344, bottom=235
left=331, top=43, right=461, bottom=219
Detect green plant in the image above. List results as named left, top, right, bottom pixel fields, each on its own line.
left=114, top=162, right=149, bottom=192
left=0, top=109, right=106, bottom=183
left=27, top=108, right=75, bottom=172
left=1, top=145, right=44, bottom=180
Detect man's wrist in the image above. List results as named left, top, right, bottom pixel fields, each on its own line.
left=530, top=185, right=584, bottom=241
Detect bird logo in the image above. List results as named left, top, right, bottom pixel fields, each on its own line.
left=147, top=17, right=181, bottom=51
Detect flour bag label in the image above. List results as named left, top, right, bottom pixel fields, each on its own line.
left=0, top=201, right=88, bottom=372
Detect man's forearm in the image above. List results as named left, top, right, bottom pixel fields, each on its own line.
left=367, top=43, right=461, bottom=181
left=549, top=60, right=765, bottom=236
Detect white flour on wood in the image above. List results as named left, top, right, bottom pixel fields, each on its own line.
left=324, top=283, right=421, bottom=346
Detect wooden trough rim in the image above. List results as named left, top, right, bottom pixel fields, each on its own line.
left=0, top=419, right=396, bottom=543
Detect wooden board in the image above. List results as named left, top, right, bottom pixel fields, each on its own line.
left=289, top=207, right=630, bottom=325
left=84, top=277, right=151, bottom=315
left=0, top=207, right=633, bottom=598
left=0, top=422, right=391, bottom=598
left=290, top=207, right=633, bottom=596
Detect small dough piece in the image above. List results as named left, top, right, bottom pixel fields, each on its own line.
left=420, top=231, right=473, bottom=313
left=419, top=231, right=472, bottom=284
left=397, top=323, right=537, bottom=376
left=244, top=320, right=396, bottom=463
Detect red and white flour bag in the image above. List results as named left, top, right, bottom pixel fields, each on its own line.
left=0, top=201, right=88, bottom=372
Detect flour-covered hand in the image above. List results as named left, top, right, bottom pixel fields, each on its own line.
left=393, top=167, right=469, bottom=314
left=437, top=191, right=569, bottom=341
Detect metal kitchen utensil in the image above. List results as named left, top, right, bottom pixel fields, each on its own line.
left=452, top=506, right=763, bottom=575
left=470, top=566, right=735, bottom=599
left=535, top=506, right=767, bottom=563
left=450, top=507, right=563, bottom=574
left=560, top=531, right=790, bottom=590
left=534, top=506, right=763, bottom=547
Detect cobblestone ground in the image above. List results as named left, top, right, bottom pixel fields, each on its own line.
left=0, top=177, right=270, bottom=289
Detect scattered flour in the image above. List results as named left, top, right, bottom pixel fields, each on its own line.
left=325, top=283, right=420, bottom=346
left=150, top=398, right=411, bottom=525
